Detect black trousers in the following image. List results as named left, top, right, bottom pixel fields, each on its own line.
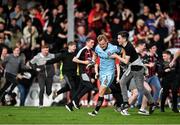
left=71, top=73, right=96, bottom=103
left=110, top=79, right=123, bottom=107
left=161, top=77, right=179, bottom=110
left=37, top=74, right=53, bottom=105
left=0, top=72, right=19, bottom=100
left=57, top=74, right=79, bottom=100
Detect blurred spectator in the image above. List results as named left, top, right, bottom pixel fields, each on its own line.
left=23, top=18, right=39, bottom=57
left=75, top=11, right=87, bottom=29
left=56, top=20, right=67, bottom=51
left=172, top=30, right=180, bottom=48
left=145, top=13, right=156, bottom=33
left=138, top=5, right=150, bottom=21
left=156, top=18, right=169, bottom=48
left=28, top=7, right=43, bottom=35
left=75, top=25, right=87, bottom=50
left=0, top=47, right=8, bottom=89
left=0, top=6, right=7, bottom=23
left=48, top=8, right=60, bottom=33
left=31, top=7, right=45, bottom=27
left=41, top=25, right=57, bottom=53
left=0, top=32, right=10, bottom=51
left=134, top=19, right=153, bottom=44
left=88, top=2, right=105, bottom=36
left=110, top=15, right=123, bottom=43
left=143, top=43, right=161, bottom=106
left=154, top=3, right=162, bottom=18
left=57, top=4, right=67, bottom=23
left=122, top=8, right=134, bottom=31
left=9, top=4, right=24, bottom=29
left=164, top=12, right=175, bottom=34
left=7, top=18, right=23, bottom=49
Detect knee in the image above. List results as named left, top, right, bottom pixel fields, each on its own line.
left=39, top=88, right=44, bottom=94
left=157, top=84, right=161, bottom=90
left=132, top=89, right=138, bottom=98
left=145, top=86, right=151, bottom=93
left=137, top=86, right=144, bottom=93
left=120, top=80, right=126, bottom=88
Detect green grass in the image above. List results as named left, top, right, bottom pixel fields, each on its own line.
left=0, top=106, right=179, bottom=124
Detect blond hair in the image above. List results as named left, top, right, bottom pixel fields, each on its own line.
left=97, top=34, right=108, bottom=42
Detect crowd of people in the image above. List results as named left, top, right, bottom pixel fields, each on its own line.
left=0, top=0, right=179, bottom=116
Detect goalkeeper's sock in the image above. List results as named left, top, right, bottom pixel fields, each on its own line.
left=95, top=96, right=104, bottom=112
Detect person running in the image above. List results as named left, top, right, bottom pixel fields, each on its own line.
left=30, top=45, right=55, bottom=107
left=111, top=31, right=155, bottom=115
left=65, top=38, right=98, bottom=111
left=45, top=41, right=79, bottom=102
left=88, top=34, right=121, bottom=116
left=0, top=46, right=28, bottom=101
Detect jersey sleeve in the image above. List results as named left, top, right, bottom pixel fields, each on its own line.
left=116, top=46, right=121, bottom=54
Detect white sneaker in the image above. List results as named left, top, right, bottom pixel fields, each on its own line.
left=38, top=105, right=44, bottom=109
left=88, top=111, right=98, bottom=117
left=72, top=100, right=80, bottom=109
left=121, top=109, right=130, bottom=116
left=138, top=109, right=149, bottom=115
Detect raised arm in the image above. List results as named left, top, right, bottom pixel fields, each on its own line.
left=46, top=53, right=63, bottom=65
left=169, top=50, right=180, bottom=67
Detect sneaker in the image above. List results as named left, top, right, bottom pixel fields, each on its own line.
left=149, top=103, right=156, bottom=114
left=159, top=88, right=163, bottom=99
left=121, top=109, right=130, bottom=116
left=114, top=106, right=121, bottom=113
left=88, top=110, right=98, bottom=117
left=138, top=109, right=149, bottom=115
left=52, top=90, right=58, bottom=100
left=136, top=104, right=141, bottom=109
left=172, top=108, right=179, bottom=113
left=121, top=103, right=129, bottom=110
left=160, top=108, right=165, bottom=112
left=65, top=104, right=73, bottom=112
left=38, top=105, right=44, bottom=109
left=72, top=100, right=80, bottom=109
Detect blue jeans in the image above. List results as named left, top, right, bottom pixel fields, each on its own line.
left=147, top=75, right=161, bottom=102
left=137, top=75, right=161, bottom=105
left=18, top=84, right=30, bottom=106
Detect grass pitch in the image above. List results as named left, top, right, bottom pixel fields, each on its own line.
left=0, top=106, right=179, bottom=124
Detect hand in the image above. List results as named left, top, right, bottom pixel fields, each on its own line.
left=86, top=60, right=95, bottom=69
left=16, top=74, right=23, bottom=79
left=169, top=60, right=175, bottom=67
left=31, top=46, right=35, bottom=50
left=110, top=53, right=118, bottom=59
left=45, top=9, right=49, bottom=13
left=95, top=73, right=99, bottom=79
left=149, top=62, right=155, bottom=67
left=36, top=68, right=41, bottom=72
left=91, top=78, right=95, bottom=83
left=116, top=77, right=120, bottom=84
left=165, top=68, right=170, bottom=72
left=84, top=60, right=90, bottom=65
